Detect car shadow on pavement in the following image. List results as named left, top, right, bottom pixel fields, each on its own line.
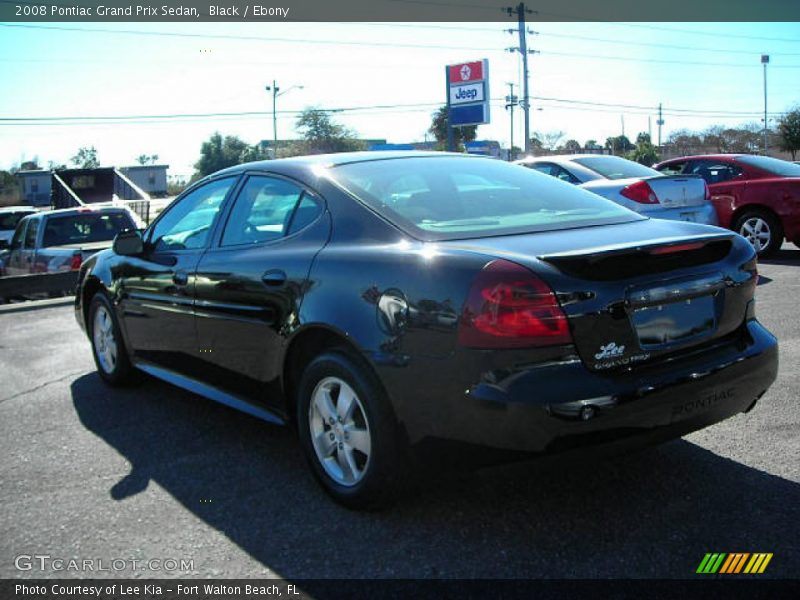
left=759, top=246, right=800, bottom=266
left=71, top=372, right=799, bottom=579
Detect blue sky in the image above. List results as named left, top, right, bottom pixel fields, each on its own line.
left=0, top=21, right=798, bottom=178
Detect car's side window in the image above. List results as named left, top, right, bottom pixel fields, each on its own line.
left=10, top=220, right=26, bottom=250
left=23, top=219, right=38, bottom=248
left=529, top=163, right=556, bottom=176
left=221, top=176, right=307, bottom=247
left=554, top=166, right=580, bottom=184
left=148, top=177, right=235, bottom=252
left=688, top=161, right=742, bottom=185
left=658, top=161, right=688, bottom=176
left=286, top=194, right=323, bottom=236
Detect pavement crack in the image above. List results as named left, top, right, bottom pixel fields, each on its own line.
left=0, top=370, right=87, bottom=404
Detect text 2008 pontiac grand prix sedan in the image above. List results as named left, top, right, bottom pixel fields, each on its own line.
left=75, top=152, right=778, bottom=507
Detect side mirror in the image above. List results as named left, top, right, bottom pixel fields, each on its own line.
left=113, top=229, right=144, bottom=256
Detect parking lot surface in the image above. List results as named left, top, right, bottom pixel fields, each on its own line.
left=1, top=245, right=798, bottom=579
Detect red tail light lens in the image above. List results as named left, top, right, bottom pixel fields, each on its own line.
left=620, top=180, right=659, bottom=204
left=69, top=253, right=82, bottom=270
left=458, top=259, right=572, bottom=349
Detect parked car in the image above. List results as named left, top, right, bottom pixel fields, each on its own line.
left=0, top=206, right=37, bottom=249
left=655, top=154, right=800, bottom=257
left=516, top=154, right=717, bottom=225
left=3, top=206, right=138, bottom=277
left=75, top=152, right=777, bottom=507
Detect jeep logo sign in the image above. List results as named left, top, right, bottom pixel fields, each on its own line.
left=449, top=83, right=485, bottom=105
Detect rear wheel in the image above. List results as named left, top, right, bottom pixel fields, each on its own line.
left=734, top=210, right=783, bottom=258
left=89, top=292, right=135, bottom=386
left=296, top=349, right=407, bottom=508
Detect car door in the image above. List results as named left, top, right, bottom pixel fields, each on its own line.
left=4, top=218, right=29, bottom=276
left=117, top=176, right=238, bottom=369
left=193, top=173, right=330, bottom=407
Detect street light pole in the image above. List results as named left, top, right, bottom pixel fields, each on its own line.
left=761, top=54, right=769, bottom=155
left=265, top=81, right=304, bottom=150
left=505, top=82, right=519, bottom=160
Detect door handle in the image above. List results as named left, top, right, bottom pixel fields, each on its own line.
left=262, top=270, right=287, bottom=287
left=173, top=271, right=189, bottom=286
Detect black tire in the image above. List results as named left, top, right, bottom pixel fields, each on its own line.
left=734, top=210, right=784, bottom=258
left=88, top=292, right=136, bottom=386
left=296, top=349, right=408, bottom=509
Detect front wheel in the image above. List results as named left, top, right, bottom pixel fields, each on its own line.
left=734, top=210, right=783, bottom=258
left=89, top=293, right=135, bottom=386
left=297, top=350, right=407, bottom=509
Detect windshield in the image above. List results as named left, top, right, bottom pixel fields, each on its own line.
left=0, top=211, right=34, bottom=231
left=572, top=156, right=660, bottom=180
left=737, top=155, right=800, bottom=177
left=330, top=156, right=641, bottom=241
left=42, top=212, right=135, bottom=247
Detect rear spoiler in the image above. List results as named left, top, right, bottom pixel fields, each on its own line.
left=537, top=232, right=734, bottom=262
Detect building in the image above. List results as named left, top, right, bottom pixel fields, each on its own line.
left=119, top=165, right=169, bottom=198
left=15, top=170, right=52, bottom=207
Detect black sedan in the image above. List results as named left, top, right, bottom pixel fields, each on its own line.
left=75, top=152, right=778, bottom=507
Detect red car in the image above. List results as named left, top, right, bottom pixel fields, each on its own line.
left=654, top=154, right=800, bottom=257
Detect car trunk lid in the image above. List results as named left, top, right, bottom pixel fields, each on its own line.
left=444, top=219, right=756, bottom=371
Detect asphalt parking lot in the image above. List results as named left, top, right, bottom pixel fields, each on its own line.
left=1, top=245, right=798, bottom=580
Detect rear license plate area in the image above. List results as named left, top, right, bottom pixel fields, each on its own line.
left=632, top=295, right=716, bottom=347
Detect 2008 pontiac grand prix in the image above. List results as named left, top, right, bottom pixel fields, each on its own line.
left=75, top=152, right=778, bottom=507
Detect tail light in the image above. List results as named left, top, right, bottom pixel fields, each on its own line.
left=620, top=180, right=659, bottom=204
left=458, top=259, right=572, bottom=349
left=69, top=253, right=82, bottom=270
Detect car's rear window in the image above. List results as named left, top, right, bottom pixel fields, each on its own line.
left=42, top=211, right=135, bottom=247
left=736, top=155, right=800, bottom=177
left=572, top=156, right=660, bottom=180
left=0, top=211, right=34, bottom=231
left=330, top=156, right=641, bottom=241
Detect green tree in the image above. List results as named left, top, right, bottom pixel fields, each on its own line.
left=428, top=106, right=478, bottom=151
left=194, top=133, right=258, bottom=178
left=605, top=135, right=633, bottom=155
left=778, top=107, right=800, bottom=160
left=136, top=154, right=159, bottom=165
left=71, top=146, right=99, bottom=169
left=562, top=139, right=582, bottom=153
left=296, top=108, right=365, bottom=154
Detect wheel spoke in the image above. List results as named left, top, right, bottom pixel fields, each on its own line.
left=345, top=426, right=371, bottom=456
left=336, top=446, right=358, bottom=482
left=313, top=387, right=337, bottom=422
left=336, top=382, right=358, bottom=422
left=314, top=431, right=336, bottom=457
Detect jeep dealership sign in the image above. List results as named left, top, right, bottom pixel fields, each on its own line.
left=446, top=59, right=490, bottom=126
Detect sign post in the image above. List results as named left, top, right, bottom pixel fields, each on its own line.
left=445, top=59, right=490, bottom=152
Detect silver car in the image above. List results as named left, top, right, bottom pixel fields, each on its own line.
left=516, top=154, right=718, bottom=225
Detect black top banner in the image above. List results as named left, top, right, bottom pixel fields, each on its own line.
left=1, top=0, right=800, bottom=22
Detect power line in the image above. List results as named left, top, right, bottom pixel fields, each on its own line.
left=3, top=23, right=799, bottom=69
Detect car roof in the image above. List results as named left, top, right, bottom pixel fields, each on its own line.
left=515, top=154, right=624, bottom=165
left=659, top=154, right=744, bottom=163
left=211, top=151, right=484, bottom=178
left=0, top=205, right=36, bottom=213
left=25, top=206, right=132, bottom=218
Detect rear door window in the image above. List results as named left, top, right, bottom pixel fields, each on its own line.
left=688, top=161, right=742, bottom=185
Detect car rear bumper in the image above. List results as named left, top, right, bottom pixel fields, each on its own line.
left=388, top=319, right=777, bottom=456
left=643, top=202, right=718, bottom=226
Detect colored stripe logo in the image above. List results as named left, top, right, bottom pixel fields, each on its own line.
left=696, top=553, right=773, bottom=574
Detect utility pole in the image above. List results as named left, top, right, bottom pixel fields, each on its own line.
left=657, top=103, right=664, bottom=149
left=265, top=80, right=304, bottom=150
left=762, top=54, right=769, bottom=155
left=505, top=82, right=519, bottom=160
left=506, top=3, right=537, bottom=154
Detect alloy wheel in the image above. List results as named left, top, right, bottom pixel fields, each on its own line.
left=92, top=305, right=118, bottom=374
left=739, top=217, right=771, bottom=253
left=308, top=376, right=372, bottom=487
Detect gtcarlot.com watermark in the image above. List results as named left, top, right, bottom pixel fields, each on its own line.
left=14, top=554, right=194, bottom=573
